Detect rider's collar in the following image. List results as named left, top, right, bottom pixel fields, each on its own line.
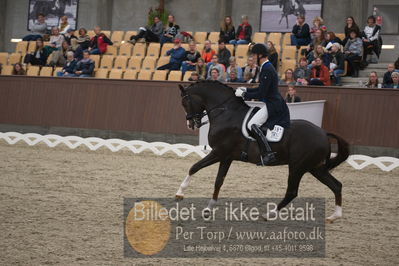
left=261, top=60, right=270, bottom=69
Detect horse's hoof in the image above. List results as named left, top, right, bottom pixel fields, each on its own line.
left=175, top=195, right=184, bottom=201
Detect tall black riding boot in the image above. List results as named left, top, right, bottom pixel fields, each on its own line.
left=250, top=124, right=276, bottom=166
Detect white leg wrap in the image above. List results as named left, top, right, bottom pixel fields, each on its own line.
left=176, top=175, right=192, bottom=197
left=327, top=205, right=342, bottom=221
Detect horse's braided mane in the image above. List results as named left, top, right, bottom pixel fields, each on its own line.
left=186, top=80, right=235, bottom=93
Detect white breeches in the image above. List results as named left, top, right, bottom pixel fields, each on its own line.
left=248, top=103, right=269, bottom=128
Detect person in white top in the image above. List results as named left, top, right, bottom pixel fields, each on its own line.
left=361, top=15, right=381, bottom=64
left=59, top=15, right=71, bottom=35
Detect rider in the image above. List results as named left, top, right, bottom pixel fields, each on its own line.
left=235, top=43, right=290, bottom=166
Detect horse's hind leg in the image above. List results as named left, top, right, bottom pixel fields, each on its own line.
left=175, top=151, right=220, bottom=200
left=205, top=159, right=232, bottom=213
left=310, top=167, right=343, bottom=223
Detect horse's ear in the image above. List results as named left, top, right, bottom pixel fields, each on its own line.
left=178, top=84, right=186, bottom=97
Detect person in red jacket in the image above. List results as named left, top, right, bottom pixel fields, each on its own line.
left=88, top=26, right=113, bottom=55
left=310, top=57, right=331, bottom=86
left=201, top=40, right=216, bottom=63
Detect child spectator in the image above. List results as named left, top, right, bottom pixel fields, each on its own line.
left=325, top=31, right=343, bottom=51
left=57, top=51, right=77, bottom=77
left=219, top=16, right=235, bottom=43
left=195, top=58, right=207, bottom=80
left=217, top=40, right=231, bottom=68
left=188, top=72, right=200, bottom=81
left=226, top=56, right=243, bottom=80
left=160, top=15, right=180, bottom=45
left=285, top=84, right=301, bottom=103
left=294, top=57, right=311, bottom=85
left=291, top=15, right=311, bottom=46
left=207, top=55, right=225, bottom=80
left=58, top=15, right=71, bottom=34
left=207, top=68, right=224, bottom=82
left=343, top=16, right=360, bottom=46
left=12, top=63, right=26, bottom=75
left=266, top=41, right=279, bottom=70
left=49, top=41, right=71, bottom=67
left=73, top=50, right=94, bottom=77
left=310, top=16, right=327, bottom=39
left=310, top=57, right=331, bottom=86
left=229, top=15, right=252, bottom=45
left=23, top=38, right=48, bottom=66
left=384, top=72, right=399, bottom=89
left=201, top=40, right=216, bottom=63
left=243, top=71, right=255, bottom=83
left=361, top=16, right=381, bottom=64
left=23, top=13, right=48, bottom=41
left=181, top=41, right=201, bottom=74
left=382, top=64, right=395, bottom=87
left=242, top=56, right=259, bottom=82
left=157, top=39, right=185, bottom=70
left=329, top=43, right=345, bottom=86
left=366, top=71, right=380, bottom=88
left=344, top=30, right=362, bottom=77
left=279, top=69, right=295, bottom=85
left=129, top=16, right=164, bottom=44
left=88, top=26, right=113, bottom=55
left=227, top=69, right=244, bottom=83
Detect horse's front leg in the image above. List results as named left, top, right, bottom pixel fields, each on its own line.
left=175, top=151, right=220, bottom=200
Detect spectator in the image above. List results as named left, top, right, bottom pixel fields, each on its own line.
left=294, top=57, right=311, bottom=85
left=343, top=16, right=360, bottom=46
left=201, top=40, right=216, bottom=63
left=382, top=64, right=395, bottom=87
left=188, top=72, right=201, bottom=81
left=226, top=68, right=244, bottom=83
left=310, top=57, right=331, bottom=86
left=76, top=28, right=90, bottom=50
left=57, top=51, right=77, bottom=77
left=242, top=56, right=259, bottom=82
left=160, top=15, right=180, bottom=45
left=285, top=84, right=301, bottom=103
left=208, top=67, right=224, bottom=82
left=23, top=38, right=48, bottom=66
left=23, top=13, right=47, bottom=41
left=307, top=45, right=330, bottom=67
left=157, top=39, right=185, bottom=70
left=291, top=15, right=311, bottom=46
left=45, top=27, right=65, bottom=55
left=310, top=16, right=327, bottom=39
left=344, top=30, right=362, bottom=77
left=12, top=63, right=26, bottom=75
left=219, top=16, right=235, bottom=43
left=58, top=15, right=71, bottom=34
left=302, top=29, right=326, bottom=58
left=384, top=72, right=399, bottom=88
left=226, top=56, right=243, bottom=80
left=279, top=69, right=296, bottom=85
left=243, top=71, right=255, bottom=83
left=266, top=41, right=279, bottom=70
left=181, top=41, right=201, bottom=74
left=73, top=50, right=94, bottom=77
left=207, top=55, right=225, bottom=80
left=88, top=26, right=113, bottom=55
left=63, top=29, right=78, bottom=50
left=325, top=32, right=343, bottom=51
left=49, top=41, right=71, bottom=67
left=361, top=16, right=381, bottom=64
left=129, top=16, right=164, bottom=44
left=229, top=15, right=252, bottom=45
left=395, top=57, right=399, bottom=71
left=365, top=71, right=380, bottom=88
left=329, top=43, right=345, bottom=86
left=217, top=40, right=231, bottom=68
left=195, top=58, right=207, bottom=80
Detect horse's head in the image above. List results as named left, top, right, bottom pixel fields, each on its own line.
left=179, top=84, right=205, bottom=130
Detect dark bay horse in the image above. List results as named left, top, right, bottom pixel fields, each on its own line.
left=175, top=81, right=349, bottom=222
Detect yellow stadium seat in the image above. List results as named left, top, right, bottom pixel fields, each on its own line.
left=156, top=56, right=170, bottom=69
left=282, top=46, right=297, bottom=60
left=87, top=30, right=95, bottom=38
left=181, top=43, right=189, bottom=51
left=211, top=44, right=218, bottom=53
left=27, top=66, right=40, bottom=76
left=114, top=55, right=129, bottom=70
left=168, top=70, right=182, bottom=81
left=109, top=69, right=123, bottom=79
left=1, top=65, right=13, bottom=75
left=208, top=32, right=220, bottom=43
left=124, top=31, right=137, bottom=41
left=141, top=57, right=157, bottom=71
left=137, top=70, right=153, bottom=80
left=0, top=53, right=8, bottom=66
left=102, top=30, right=111, bottom=38
left=336, top=33, right=345, bottom=41
left=236, top=58, right=247, bottom=68
left=132, top=42, right=146, bottom=57
left=53, top=67, right=63, bottom=76
left=268, top=32, right=282, bottom=45
left=90, top=54, right=100, bottom=69
left=161, top=43, right=174, bottom=56
left=225, top=44, right=234, bottom=55
left=110, top=31, right=124, bottom=46
left=152, top=70, right=168, bottom=81
left=193, top=32, right=207, bottom=44
left=119, top=42, right=133, bottom=56
left=95, top=69, right=109, bottom=78
left=280, top=59, right=297, bottom=76
left=252, top=32, right=266, bottom=43
left=235, top=45, right=249, bottom=59
left=9, top=53, right=22, bottom=65
left=100, top=55, right=114, bottom=69
left=146, top=43, right=160, bottom=58
left=39, top=66, right=53, bottom=77
left=105, top=45, right=118, bottom=56
left=127, top=56, right=143, bottom=71
left=282, top=33, right=292, bottom=46
left=183, top=71, right=194, bottom=81
left=27, top=41, right=37, bottom=53
left=15, top=41, right=28, bottom=54
left=123, top=69, right=137, bottom=79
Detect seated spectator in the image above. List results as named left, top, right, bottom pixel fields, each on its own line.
left=266, top=41, right=279, bottom=70
left=49, top=41, right=71, bottom=67
left=57, top=51, right=77, bottom=77
left=366, top=71, right=380, bottom=88
left=188, top=72, right=201, bottom=82
left=384, top=72, right=399, bottom=89
left=382, top=64, right=395, bottom=87
left=343, top=16, right=360, bottom=46
left=226, top=56, right=243, bottom=80
left=310, top=16, right=327, bottom=39
left=329, top=43, right=345, bottom=86
left=129, top=16, right=164, bottom=44
left=201, top=40, right=216, bottom=63
left=195, top=58, right=207, bottom=80
left=226, top=69, right=244, bottom=83
left=307, top=45, right=330, bottom=67
left=217, top=40, right=231, bottom=68
left=58, top=15, right=71, bottom=34
left=12, top=63, right=26, bottom=75
left=181, top=41, right=201, bottom=74
left=63, top=29, right=78, bottom=50
left=344, top=30, right=362, bottom=77
left=325, top=32, right=343, bottom=51
left=207, top=55, right=225, bottom=80
left=291, top=15, right=311, bottom=46
left=294, top=57, right=311, bottom=85
left=285, top=84, right=301, bottom=103
left=23, top=38, right=48, bottom=66
left=279, top=69, right=296, bottom=85
left=74, top=28, right=91, bottom=60
left=243, top=71, right=255, bottom=83
left=302, top=29, right=326, bottom=57
left=310, top=57, right=331, bottom=86
left=160, top=15, right=180, bottom=45
left=45, top=27, right=65, bottom=54
left=207, top=67, right=224, bottom=82
left=157, top=39, right=185, bottom=70
left=229, top=15, right=252, bottom=45
left=219, top=16, right=235, bottom=43
left=23, top=13, right=48, bottom=41
left=361, top=16, right=381, bottom=64
left=88, top=26, right=113, bottom=55
left=242, top=56, right=259, bottom=82
left=73, top=50, right=94, bottom=77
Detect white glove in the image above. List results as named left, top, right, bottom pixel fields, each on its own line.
left=237, top=86, right=247, bottom=92
left=235, top=88, right=245, bottom=97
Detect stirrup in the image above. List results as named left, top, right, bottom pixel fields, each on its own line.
left=257, top=152, right=277, bottom=166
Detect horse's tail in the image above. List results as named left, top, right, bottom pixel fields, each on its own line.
left=326, top=133, right=350, bottom=171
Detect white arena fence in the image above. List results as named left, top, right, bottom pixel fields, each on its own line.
left=0, top=132, right=398, bottom=172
